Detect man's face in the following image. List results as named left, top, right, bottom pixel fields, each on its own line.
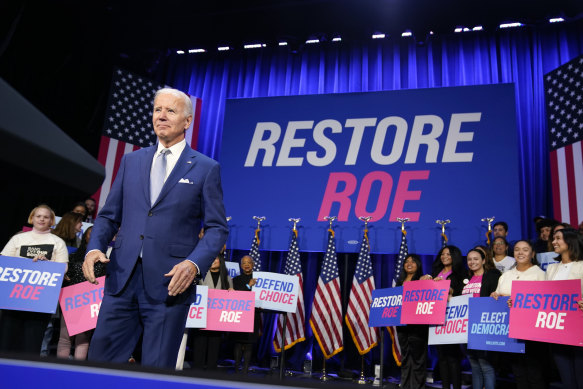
left=540, top=226, right=552, bottom=241
left=152, top=93, right=192, bottom=147
left=85, top=199, right=96, bottom=214
left=493, top=225, right=507, bottom=238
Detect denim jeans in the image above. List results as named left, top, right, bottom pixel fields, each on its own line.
left=468, top=350, right=495, bottom=389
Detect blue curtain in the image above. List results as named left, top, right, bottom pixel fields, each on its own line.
left=159, top=22, right=583, bottom=372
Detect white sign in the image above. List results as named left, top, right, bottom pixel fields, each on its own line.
left=252, top=271, right=299, bottom=313
left=185, top=285, right=208, bottom=328
left=429, top=295, right=470, bottom=345
left=225, top=261, right=240, bottom=279
left=536, top=252, right=559, bottom=272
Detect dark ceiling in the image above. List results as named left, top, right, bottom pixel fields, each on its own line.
left=1, top=0, right=582, bottom=153
left=0, top=0, right=581, bottom=239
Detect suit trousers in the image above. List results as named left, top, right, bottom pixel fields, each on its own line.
left=88, top=260, right=189, bottom=369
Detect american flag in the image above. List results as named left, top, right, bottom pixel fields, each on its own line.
left=273, top=230, right=305, bottom=352
left=387, top=228, right=408, bottom=366
left=345, top=230, right=377, bottom=355
left=545, top=55, right=583, bottom=227
left=93, top=68, right=202, bottom=213
left=249, top=228, right=262, bottom=271
left=309, top=229, right=343, bottom=359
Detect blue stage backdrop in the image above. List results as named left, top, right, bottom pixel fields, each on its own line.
left=220, top=84, right=520, bottom=254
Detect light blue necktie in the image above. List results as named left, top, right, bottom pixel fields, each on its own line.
left=150, top=148, right=170, bottom=205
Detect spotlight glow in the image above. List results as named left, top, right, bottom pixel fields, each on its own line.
left=176, top=50, right=185, bottom=54
left=372, top=33, right=386, bottom=39
left=306, top=39, right=319, bottom=44
left=187, top=49, right=205, bottom=53
left=278, top=41, right=288, bottom=46
left=499, top=22, right=523, bottom=29
left=549, top=17, right=565, bottom=23
left=218, top=46, right=230, bottom=51
left=472, top=26, right=483, bottom=31
left=244, top=43, right=266, bottom=49
left=401, top=31, right=412, bottom=37
left=332, top=37, right=342, bottom=42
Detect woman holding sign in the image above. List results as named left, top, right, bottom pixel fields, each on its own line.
left=422, top=245, right=465, bottom=389
left=232, top=255, right=260, bottom=374
left=546, top=229, right=583, bottom=389
left=491, top=240, right=546, bottom=389
left=192, top=250, right=233, bottom=371
left=396, top=254, right=428, bottom=389
left=0, top=204, right=69, bottom=354
left=463, top=248, right=501, bottom=389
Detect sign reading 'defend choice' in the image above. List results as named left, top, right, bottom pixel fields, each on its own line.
left=59, top=277, right=105, bottom=336
left=509, top=280, right=583, bottom=347
left=185, top=285, right=208, bottom=328
left=220, top=84, right=521, bottom=253
left=429, top=295, right=470, bottom=345
left=252, top=271, right=300, bottom=313
left=468, top=296, right=524, bottom=353
left=369, top=286, right=403, bottom=327
left=401, top=279, right=450, bottom=325
left=205, top=289, right=255, bottom=332
left=0, top=256, right=66, bottom=314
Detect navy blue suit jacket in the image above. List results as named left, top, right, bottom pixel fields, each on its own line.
left=88, top=144, right=228, bottom=303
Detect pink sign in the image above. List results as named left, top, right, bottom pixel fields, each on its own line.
left=59, top=277, right=105, bottom=336
left=205, top=289, right=255, bottom=332
left=509, top=280, right=583, bottom=347
left=401, top=279, right=451, bottom=325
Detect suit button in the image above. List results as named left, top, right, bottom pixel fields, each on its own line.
left=148, top=212, right=153, bottom=216
left=140, top=235, right=144, bottom=240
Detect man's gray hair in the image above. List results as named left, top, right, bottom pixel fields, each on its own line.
left=154, top=87, right=193, bottom=117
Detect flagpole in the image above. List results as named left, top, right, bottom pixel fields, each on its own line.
left=319, top=216, right=337, bottom=382
left=436, top=219, right=451, bottom=247
left=481, top=216, right=495, bottom=245
left=278, top=217, right=300, bottom=381
left=357, top=216, right=372, bottom=385
left=321, top=357, right=330, bottom=381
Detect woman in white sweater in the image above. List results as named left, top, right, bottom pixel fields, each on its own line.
left=0, top=204, right=68, bottom=354
left=546, top=228, right=583, bottom=389
left=491, top=240, right=546, bottom=389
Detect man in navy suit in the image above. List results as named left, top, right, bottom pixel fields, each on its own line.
left=83, top=88, right=228, bottom=368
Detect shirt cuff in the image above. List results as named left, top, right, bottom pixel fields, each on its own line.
left=85, top=249, right=102, bottom=259
left=186, top=259, right=200, bottom=276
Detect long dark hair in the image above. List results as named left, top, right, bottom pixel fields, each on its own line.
left=217, top=252, right=231, bottom=289
left=554, top=228, right=583, bottom=262
left=397, top=254, right=423, bottom=286
left=52, top=212, right=83, bottom=246
left=431, top=245, right=464, bottom=278
left=513, top=239, right=539, bottom=265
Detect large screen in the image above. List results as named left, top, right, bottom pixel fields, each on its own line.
left=220, top=84, right=520, bottom=254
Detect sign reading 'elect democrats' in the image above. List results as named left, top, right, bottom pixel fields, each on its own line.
left=0, top=256, right=66, bottom=314
left=468, top=296, right=524, bottom=353
left=220, top=84, right=520, bottom=253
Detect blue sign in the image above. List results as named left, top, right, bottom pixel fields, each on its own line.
left=369, top=286, right=403, bottom=327
left=468, top=296, right=524, bottom=353
left=0, top=256, right=66, bottom=314
left=220, top=84, right=520, bottom=253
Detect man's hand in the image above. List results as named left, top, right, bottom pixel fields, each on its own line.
left=83, top=250, right=110, bottom=284
left=165, top=260, right=197, bottom=296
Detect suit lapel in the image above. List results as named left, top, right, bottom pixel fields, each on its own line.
left=151, top=145, right=197, bottom=207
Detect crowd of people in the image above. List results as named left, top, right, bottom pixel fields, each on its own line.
left=1, top=200, right=582, bottom=388
left=396, top=219, right=583, bottom=389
